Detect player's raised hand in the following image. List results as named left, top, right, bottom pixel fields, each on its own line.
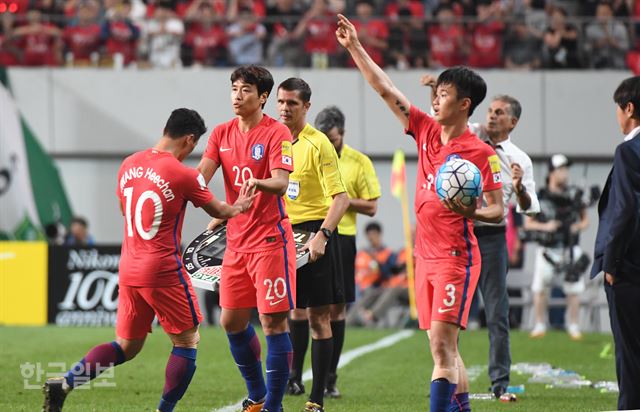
left=420, top=74, right=437, bottom=88
left=441, top=197, right=477, bottom=219
left=336, top=14, right=359, bottom=49
left=235, top=180, right=259, bottom=213
left=301, top=232, right=326, bottom=263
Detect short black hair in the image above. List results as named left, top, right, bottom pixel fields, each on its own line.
left=315, top=106, right=345, bottom=135
left=436, top=66, right=487, bottom=117
left=365, top=221, right=382, bottom=233
left=71, top=216, right=88, bottom=227
left=230, top=65, right=274, bottom=105
left=614, top=76, right=640, bottom=119
left=163, top=108, right=207, bottom=141
left=493, top=94, right=522, bottom=120
left=278, top=77, right=312, bottom=103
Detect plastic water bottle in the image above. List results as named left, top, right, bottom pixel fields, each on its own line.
left=468, top=393, right=494, bottom=400
left=507, top=384, right=525, bottom=394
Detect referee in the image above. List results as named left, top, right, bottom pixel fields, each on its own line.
left=315, top=106, right=381, bottom=398
left=276, top=78, right=349, bottom=412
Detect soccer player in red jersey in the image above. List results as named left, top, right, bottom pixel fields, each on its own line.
left=337, top=15, right=504, bottom=412
left=42, top=108, right=256, bottom=412
left=197, top=65, right=296, bottom=412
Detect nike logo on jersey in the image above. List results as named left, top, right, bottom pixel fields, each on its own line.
left=220, top=148, right=232, bottom=152
left=438, top=307, right=454, bottom=313
left=270, top=298, right=285, bottom=306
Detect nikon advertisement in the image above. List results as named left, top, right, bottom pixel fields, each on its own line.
left=48, top=246, right=121, bottom=326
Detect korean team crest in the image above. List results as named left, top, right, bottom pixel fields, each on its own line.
left=251, top=144, right=265, bottom=161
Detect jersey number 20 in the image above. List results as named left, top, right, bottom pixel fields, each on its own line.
left=123, top=187, right=163, bottom=240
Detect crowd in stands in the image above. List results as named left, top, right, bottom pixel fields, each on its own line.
left=1, top=0, right=639, bottom=70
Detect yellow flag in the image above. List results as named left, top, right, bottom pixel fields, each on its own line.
left=390, top=149, right=417, bottom=319
left=390, top=150, right=406, bottom=199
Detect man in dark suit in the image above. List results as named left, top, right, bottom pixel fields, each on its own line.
left=591, top=75, right=640, bottom=410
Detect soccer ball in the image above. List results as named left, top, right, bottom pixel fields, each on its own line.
left=435, top=158, right=483, bottom=206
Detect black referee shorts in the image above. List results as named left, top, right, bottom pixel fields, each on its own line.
left=338, top=234, right=357, bottom=303
left=293, top=220, right=345, bottom=308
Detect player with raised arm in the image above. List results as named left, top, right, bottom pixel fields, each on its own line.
left=42, top=108, right=256, bottom=412
left=197, top=65, right=296, bottom=412
left=277, top=78, right=349, bottom=412
left=336, top=15, right=504, bottom=412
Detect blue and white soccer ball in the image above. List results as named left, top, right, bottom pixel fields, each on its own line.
left=435, top=158, right=483, bottom=206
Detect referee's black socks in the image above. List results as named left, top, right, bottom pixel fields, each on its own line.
left=310, top=337, right=333, bottom=405
left=289, top=319, right=309, bottom=382
left=329, top=319, right=346, bottom=376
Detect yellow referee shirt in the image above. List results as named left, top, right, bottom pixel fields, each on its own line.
left=285, top=123, right=346, bottom=225
left=337, top=144, right=381, bottom=236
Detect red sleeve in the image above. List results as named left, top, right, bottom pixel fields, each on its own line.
left=182, top=167, right=214, bottom=207
left=203, top=126, right=221, bottom=164
left=268, top=122, right=294, bottom=172
left=405, top=105, right=439, bottom=146
left=476, top=144, right=502, bottom=193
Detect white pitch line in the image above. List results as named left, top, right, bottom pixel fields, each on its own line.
left=212, top=329, right=415, bottom=412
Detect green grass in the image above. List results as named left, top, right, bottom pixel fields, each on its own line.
left=0, top=326, right=617, bottom=411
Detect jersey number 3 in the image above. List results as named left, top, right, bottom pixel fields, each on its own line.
left=123, top=187, right=163, bottom=240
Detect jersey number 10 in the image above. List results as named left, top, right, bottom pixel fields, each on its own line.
left=123, top=187, right=163, bottom=240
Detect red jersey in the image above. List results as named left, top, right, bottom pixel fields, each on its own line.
left=103, top=20, right=139, bottom=64
left=428, top=25, right=465, bottom=67
left=351, top=19, right=389, bottom=67
left=184, top=25, right=227, bottom=63
left=468, top=21, right=504, bottom=68
left=117, top=149, right=213, bottom=287
left=17, top=28, right=59, bottom=66
left=203, top=115, right=294, bottom=253
left=406, top=106, right=502, bottom=262
left=64, top=24, right=101, bottom=61
left=304, top=13, right=338, bottom=54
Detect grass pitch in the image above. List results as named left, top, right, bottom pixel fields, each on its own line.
left=0, top=326, right=617, bottom=411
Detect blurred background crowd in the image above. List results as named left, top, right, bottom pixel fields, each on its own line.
left=2, top=0, right=640, bottom=71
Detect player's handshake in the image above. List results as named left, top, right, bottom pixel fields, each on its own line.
left=235, top=181, right=258, bottom=214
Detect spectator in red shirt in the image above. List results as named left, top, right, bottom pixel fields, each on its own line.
left=101, top=0, right=140, bottom=66
left=182, top=1, right=227, bottom=67
left=351, top=0, right=388, bottom=67
left=63, top=1, right=102, bottom=65
left=0, top=12, right=20, bottom=66
left=12, top=9, right=62, bottom=66
left=467, top=0, right=504, bottom=68
left=428, top=4, right=466, bottom=68
left=295, top=0, right=339, bottom=68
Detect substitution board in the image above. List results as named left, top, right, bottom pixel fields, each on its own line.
left=182, top=223, right=312, bottom=291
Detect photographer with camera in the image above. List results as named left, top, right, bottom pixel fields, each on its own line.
left=525, top=154, right=590, bottom=340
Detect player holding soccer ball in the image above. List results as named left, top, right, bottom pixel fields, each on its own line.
left=43, top=108, right=257, bottom=412
left=337, top=15, right=504, bottom=412
left=197, top=65, right=297, bottom=412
